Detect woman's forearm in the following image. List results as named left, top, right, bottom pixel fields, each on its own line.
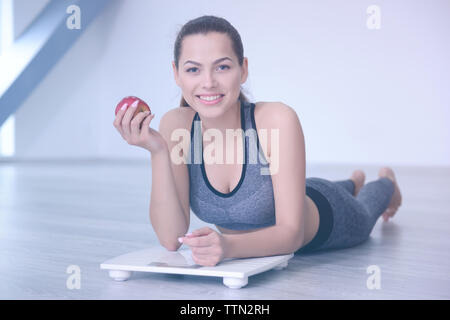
left=223, top=225, right=304, bottom=259
left=150, top=149, right=188, bottom=250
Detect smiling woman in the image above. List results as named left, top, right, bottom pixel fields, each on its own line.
left=172, top=15, right=249, bottom=109
left=147, top=15, right=403, bottom=267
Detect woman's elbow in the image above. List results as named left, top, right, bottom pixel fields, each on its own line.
left=288, top=227, right=305, bottom=253
left=161, top=240, right=182, bottom=252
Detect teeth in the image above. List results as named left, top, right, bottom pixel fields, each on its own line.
left=199, top=95, right=222, bottom=101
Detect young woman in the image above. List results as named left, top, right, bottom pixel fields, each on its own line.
left=113, top=15, right=402, bottom=267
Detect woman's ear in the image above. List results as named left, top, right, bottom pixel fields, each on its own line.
left=172, top=61, right=180, bottom=86
left=241, top=57, right=249, bottom=84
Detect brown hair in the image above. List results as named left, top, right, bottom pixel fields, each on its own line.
left=173, top=15, right=250, bottom=107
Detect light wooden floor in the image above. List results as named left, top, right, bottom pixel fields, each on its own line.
left=0, top=159, right=449, bottom=299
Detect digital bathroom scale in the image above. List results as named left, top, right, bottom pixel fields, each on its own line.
left=100, top=246, right=293, bottom=289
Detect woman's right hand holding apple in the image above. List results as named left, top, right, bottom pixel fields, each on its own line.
left=113, top=101, right=168, bottom=155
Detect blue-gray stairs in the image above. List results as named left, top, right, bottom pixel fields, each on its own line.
left=0, top=0, right=111, bottom=128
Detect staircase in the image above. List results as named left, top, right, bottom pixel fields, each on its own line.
left=0, top=0, right=110, bottom=127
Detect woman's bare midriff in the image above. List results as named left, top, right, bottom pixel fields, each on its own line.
left=180, top=103, right=321, bottom=248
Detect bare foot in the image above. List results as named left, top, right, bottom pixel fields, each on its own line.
left=378, top=167, right=403, bottom=222
left=350, top=170, right=366, bottom=196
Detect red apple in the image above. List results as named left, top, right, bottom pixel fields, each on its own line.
left=115, top=96, right=151, bottom=117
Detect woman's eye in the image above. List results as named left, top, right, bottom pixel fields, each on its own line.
left=186, top=67, right=198, bottom=73
left=186, top=65, right=229, bottom=73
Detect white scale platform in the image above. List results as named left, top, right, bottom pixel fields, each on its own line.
left=100, top=247, right=293, bottom=289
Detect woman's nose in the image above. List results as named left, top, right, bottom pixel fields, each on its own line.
left=202, top=72, right=217, bottom=88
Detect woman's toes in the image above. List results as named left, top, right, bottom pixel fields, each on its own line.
left=378, top=166, right=402, bottom=219
left=381, top=207, right=397, bottom=222
left=351, top=170, right=366, bottom=196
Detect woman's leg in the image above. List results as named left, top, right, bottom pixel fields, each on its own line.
left=332, top=179, right=355, bottom=195
left=355, top=178, right=396, bottom=227
left=301, top=176, right=395, bottom=252
left=332, top=170, right=366, bottom=196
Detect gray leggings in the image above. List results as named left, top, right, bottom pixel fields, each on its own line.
left=296, top=177, right=395, bottom=253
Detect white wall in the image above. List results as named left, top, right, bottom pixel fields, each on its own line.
left=10, top=0, right=450, bottom=166
left=0, top=0, right=13, bottom=53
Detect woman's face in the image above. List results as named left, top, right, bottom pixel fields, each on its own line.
left=172, top=32, right=248, bottom=116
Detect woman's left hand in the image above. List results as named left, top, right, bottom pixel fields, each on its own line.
left=178, top=227, right=229, bottom=267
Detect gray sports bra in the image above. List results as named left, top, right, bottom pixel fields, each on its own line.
left=186, top=99, right=276, bottom=230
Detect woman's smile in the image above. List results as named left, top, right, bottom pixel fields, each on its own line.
left=196, top=94, right=225, bottom=105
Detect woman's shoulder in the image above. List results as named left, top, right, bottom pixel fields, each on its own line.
left=162, top=106, right=196, bottom=132
left=253, top=101, right=298, bottom=129
left=254, top=100, right=296, bottom=114
left=168, top=101, right=297, bottom=131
